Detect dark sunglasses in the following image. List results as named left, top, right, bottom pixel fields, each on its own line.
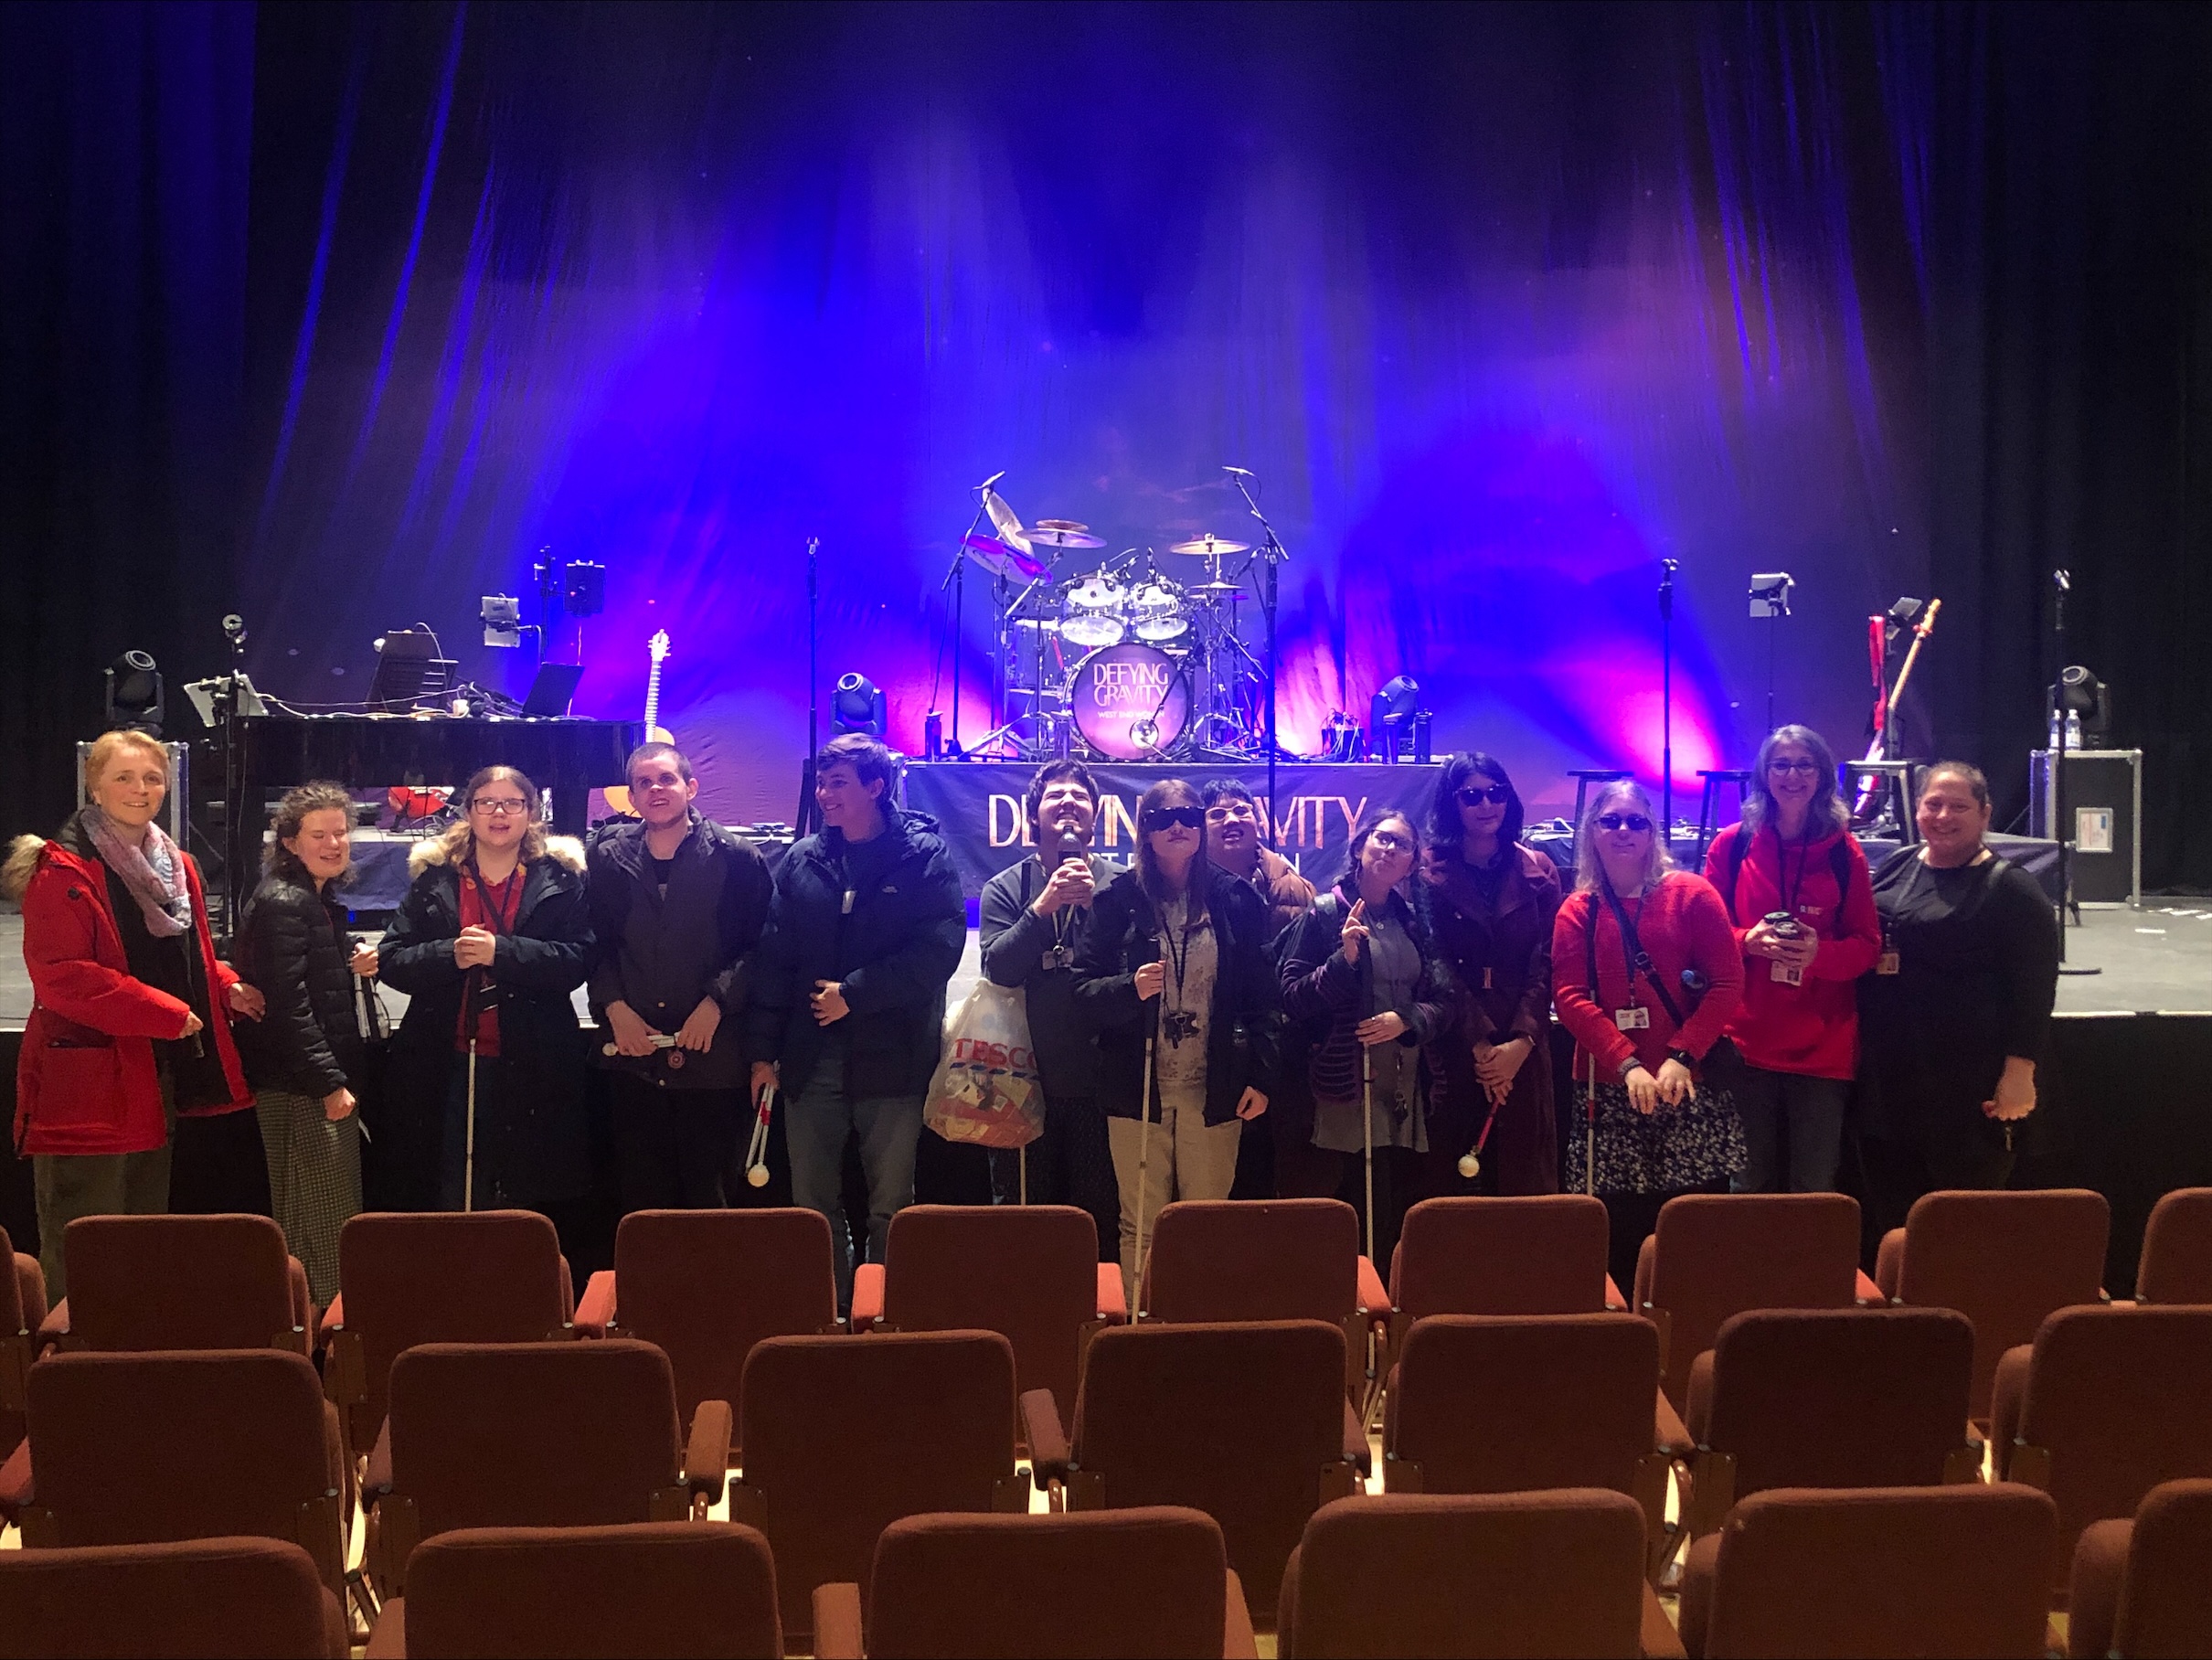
left=1596, top=812, right=1653, bottom=834
left=1140, top=805, right=1206, bottom=832
left=1456, top=784, right=1511, bottom=806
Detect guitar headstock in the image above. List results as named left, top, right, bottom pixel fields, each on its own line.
left=647, top=630, right=672, bottom=663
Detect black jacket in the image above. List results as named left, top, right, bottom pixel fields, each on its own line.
left=378, top=837, right=595, bottom=1209
left=745, top=808, right=965, bottom=1101
left=235, top=872, right=367, bottom=1101
left=978, top=853, right=1122, bottom=1104
left=1072, top=867, right=1281, bottom=1127
left=586, top=813, right=772, bottom=1091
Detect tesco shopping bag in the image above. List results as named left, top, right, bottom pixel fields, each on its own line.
left=923, top=981, right=1046, bottom=1150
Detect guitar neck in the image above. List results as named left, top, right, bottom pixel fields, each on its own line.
left=642, top=662, right=662, bottom=732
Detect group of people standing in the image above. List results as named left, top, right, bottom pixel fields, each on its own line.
left=9, top=719, right=2058, bottom=1312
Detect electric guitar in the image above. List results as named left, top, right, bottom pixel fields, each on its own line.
left=1853, top=599, right=1940, bottom=819
left=601, top=630, right=672, bottom=817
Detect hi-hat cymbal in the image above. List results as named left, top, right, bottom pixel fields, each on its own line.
left=1187, top=580, right=1246, bottom=594
left=1027, top=526, right=1105, bottom=549
left=1164, top=534, right=1252, bottom=557
left=963, top=532, right=1049, bottom=581
left=1033, top=518, right=1089, bottom=531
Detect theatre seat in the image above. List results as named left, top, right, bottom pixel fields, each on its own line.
left=849, top=1203, right=1124, bottom=1442
left=363, top=1339, right=728, bottom=1601
left=0, top=1536, right=347, bottom=1660
left=0, top=1222, right=47, bottom=1474
left=1678, top=1485, right=2056, bottom=1658
left=2135, top=1187, right=2212, bottom=1304
left=39, top=1213, right=310, bottom=1356
left=1278, top=1491, right=1677, bottom=1659
left=813, top=1506, right=1253, bottom=1659
left=1991, top=1304, right=2212, bottom=1598
left=1023, top=1318, right=1361, bottom=1629
left=366, top=1521, right=782, bottom=1659
left=574, top=1207, right=838, bottom=1458
left=1874, top=1188, right=2109, bottom=1425
left=2067, top=1479, right=2212, bottom=1660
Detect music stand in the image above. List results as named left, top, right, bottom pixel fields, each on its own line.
left=520, top=662, right=585, bottom=717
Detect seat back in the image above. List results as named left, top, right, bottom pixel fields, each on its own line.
left=401, top=1521, right=782, bottom=1660
left=1896, top=1188, right=2109, bottom=1420
left=0, top=1537, right=341, bottom=1660
left=1642, top=1194, right=1861, bottom=1405
left=882, top=1205, right=1100, bottom=1437
left=2137, top=1187, right=2212, bottom=1304
left=1144, top=1199, right=1356, bottom=1324
left=338, top=1210, right=569, bottom=1456
left=1391, top=1196, right=1611, bottom=1315
left=2016, top=1306, right=2212, bottom=1572
left=388, top=1340, right=683, bottom=1549
left=1, top=1223, right=44, bottom=1464
left=1388, top=1314, right=1657, bottom=1496
left=611, top=1208, right=836, bottom=1431
left=1073, top=1319, right=1347, bottom=1624
left=1704, top=1308, right=1973, bottom=1498
left=63, top=1214, right=298, bottom=1351
left=2117, top=1479, right=2212, bottom=1660
left=867, top=1507, right=1227, bottom=1660
left=1281, top=1491, right=1647, bottom=1660
left=740, top=1329, right=1017, bottom=1643
left=24, top=1350, right=342, bottom=1591
left=1692, top=1485, right=2057, bottom=1659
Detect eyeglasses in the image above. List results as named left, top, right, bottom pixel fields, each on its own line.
left=1456, top=784, right=1510, bottom=806
left=1367, top=830, right=1413, bottom=852
left=473, top=798, right=531, bottom=816
left=1767, top=759, right=1822, bottom=775
left=1596, top=813, right=1653, bottom=834
left=1140, top=805, right=1206, bottom=832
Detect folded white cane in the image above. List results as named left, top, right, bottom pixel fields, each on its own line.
left=744, top=1082, right=775, bottom=1188
left=1130, top=937, right=1168, bottom=1317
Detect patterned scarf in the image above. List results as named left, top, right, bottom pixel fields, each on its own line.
left=80, top=805, right=191, bottom=937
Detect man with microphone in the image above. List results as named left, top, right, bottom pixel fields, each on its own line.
left=977, top=760, right=1121, bottom=1259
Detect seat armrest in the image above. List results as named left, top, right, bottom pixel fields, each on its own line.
left=363, top=1597, right=407, bottom=1659
left=684, top=1399, right=733, bottom=1504
left=1875, top=1227, right=1906, bottom=1300
left=573, top=1271, right=617, bottom=1337
left=1633, top=1234, right=1656, bottom=1308
left=1022, top=1389, right=1070, bottom=1486
left=1989, top=1343, right=2034, bottom=1478
left=36, top=1297, right=68, bottom=1350
left=317, top=1293, right=345, bottom=1346
left=1655, top=1383, right=1695, bottom=1461
left=1854, top=1268, right=1883, bottom=1305
left=1342, top=1398, right=1372, bottom=1476
left=813, top=1583, right=865, bottom=1660
left=286, top=1255, right=314, bottom=1336
left=0, top=1440, right=34, bottom=1518
left=1684, top=1351, right=1717, bottom=1448
left=558, top=1258, right=575, bottom=1323
left=1604, top=1274, right=1628, bottom=1312
left=1223, top=1568, right=1258, bottom=1659
left=1640, top=1578, right=1688, bottom=1658
left=850, top=1262, right=885, bottom=1330
left=1095, top=1262, right=1127, bottom=1323
left=15, top=1253, right=50, bottom=1335
left=364, top=1414, right=395, bottom=1506
left=1356, top=1255, right=1388, bottom=1317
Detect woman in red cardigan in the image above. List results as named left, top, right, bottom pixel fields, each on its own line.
left=1553, top=780, right=1745, bottom=1289
left=4, top=731, right=261, bottom=1298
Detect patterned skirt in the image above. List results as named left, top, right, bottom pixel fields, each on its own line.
left=1560, top=1080, right=1746, bottom=1197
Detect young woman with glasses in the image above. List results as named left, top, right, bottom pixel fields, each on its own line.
left=1553, top=780, right=1747, bottom=1289
left=1420, top=752, right=1565, bottom=1195
left=378, top=766, right=594, bottom=1218
left=1074, top=778, right=1279, bottom=1304
left=1699, top=726, right=1881, bottom=1195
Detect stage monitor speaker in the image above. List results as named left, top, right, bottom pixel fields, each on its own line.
left=2029, top=748, right=2142, bottom=907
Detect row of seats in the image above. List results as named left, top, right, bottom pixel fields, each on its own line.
left=8, top=1480, right=2212, bottom=1657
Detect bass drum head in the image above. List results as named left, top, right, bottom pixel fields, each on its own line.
left=1069, top=643, right=1190, bottom=761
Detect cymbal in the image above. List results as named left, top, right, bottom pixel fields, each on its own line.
left=1187, top=580, right=1246, bottom=594
left=1164, top=534, right=1252, bottom=557
left=982, top=488, right=1032, bottom=556
left=1033, top=518, right=1090, bottom=531
left=963, top=532, right=1049, bottom=581
left=1027, top=526, right=1105, bottom=549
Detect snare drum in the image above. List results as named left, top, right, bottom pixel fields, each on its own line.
left=1062, top=572, right=1128, bottom=648
left=1069, top=642, right=1189, bottom=760
left=1128, top=579, right=1187, bottom=643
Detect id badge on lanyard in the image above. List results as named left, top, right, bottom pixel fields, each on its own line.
left=1614, top=1005, right=1650, bottom=1031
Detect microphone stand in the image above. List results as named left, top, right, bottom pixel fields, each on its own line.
left=1228, top=470, right=1288, bottom=849
left=931, top=478, right=998, bottom=759
left=2050, top=569, right=2099, bottom=975
left=794, top=537, right=822, bottom=834
left=1659, top=560, right=1678, bottom=852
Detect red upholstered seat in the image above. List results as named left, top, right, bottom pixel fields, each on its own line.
left=48, top=1213, right=310, bottom=1354
left=0, top=1536, right=347, bottom=1660
left=1390, top=1195, right=1614, bottom=1316
left=0, top=1222, right=48, bottom=1474
left=2136, top=1187, right=2212, bottom=1304
left=2067, top=1479, right=2212, bottom=1660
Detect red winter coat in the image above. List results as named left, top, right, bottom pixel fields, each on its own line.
left=5, top=835, right=252, bottom=1157
left=1702, top=822, right=1881, bottom=1081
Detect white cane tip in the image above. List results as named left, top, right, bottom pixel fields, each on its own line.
left=1458, top=1154, right=1480, bottom=1179
left=746, top=1164, right=770, bottom=1188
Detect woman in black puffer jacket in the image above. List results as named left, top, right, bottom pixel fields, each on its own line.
left=237, top=782, right=378, bottom=1304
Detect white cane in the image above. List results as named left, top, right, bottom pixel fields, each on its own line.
left=743, top=1083, right=774, bottom=1188
left=1360, top=1038, right=1376, bottom=1265
left=1130, top=938, right=1167, bottom=1317
left=464, top=1038, right=478, bottom=1213
left=1584, top=1058, right=1598, bottom=1199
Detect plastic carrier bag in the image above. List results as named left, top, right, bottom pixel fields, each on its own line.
left=923, top=980, right=1046, bottom=1150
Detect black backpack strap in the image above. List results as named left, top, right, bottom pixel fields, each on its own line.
left=1828, top=839, right=1854, bottom=930
left=1596, top=875, right=1688, bottom=1028
left=1720, top=825, right=1749, bottom=926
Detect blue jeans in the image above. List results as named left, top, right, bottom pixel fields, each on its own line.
left=783, top=1048, right=922, bottom=1310
left=1729, top=1065, right=1849, bottom=1194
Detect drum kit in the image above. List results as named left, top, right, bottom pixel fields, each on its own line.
left=957, top=487, right=1272, bottom=762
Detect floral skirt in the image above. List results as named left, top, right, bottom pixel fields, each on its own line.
left=1560, top=1080, right=1746, bottom=1197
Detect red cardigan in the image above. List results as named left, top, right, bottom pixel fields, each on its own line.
left=1703, top=822, right=1881, bottom=1080
left=1552, top=872, right=1744, bottom=1082
left=11, top=839, right=251, bottom=1157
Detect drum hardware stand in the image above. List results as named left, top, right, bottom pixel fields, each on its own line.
left=932, top=472, right=1004, bottom=757
left=1659, top=559, right=1678, bottom=846
left=793, top=537, right=822, bottom=834
left=1226, top=467, right=1290, bottom=840
left=2049, top=569, right=2100, bottom=975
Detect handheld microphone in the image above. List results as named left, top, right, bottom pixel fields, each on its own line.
left=976, top=469, right=1008, bottom=492
left=1222, top=464, right=1256, bottom=477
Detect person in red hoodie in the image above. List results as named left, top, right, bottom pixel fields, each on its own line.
left=1554, top=780, right=1746, bottom=1290
left=4, top=730, right=261, bottom=1298
left=1702, top=725, right=1880, bottom=1194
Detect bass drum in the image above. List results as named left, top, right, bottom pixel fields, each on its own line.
left=1069, top=642, right=1189, bottom=761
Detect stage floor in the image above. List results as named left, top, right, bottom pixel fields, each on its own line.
left=0, top=904, right=2203, bottom=1027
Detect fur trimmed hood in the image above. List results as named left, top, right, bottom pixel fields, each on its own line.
left=3, top=833, right=48, bottom=904
left=407, top=833, right=587, bottom=879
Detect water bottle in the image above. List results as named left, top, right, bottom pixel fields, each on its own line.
left=2065, top=708, right=2083, bottom=750
left=2047, top=710, right=2063, bottom=751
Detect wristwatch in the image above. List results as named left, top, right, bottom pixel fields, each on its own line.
left=1665, top=1048, right=1698, bottom=1069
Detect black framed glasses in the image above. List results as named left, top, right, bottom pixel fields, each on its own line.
left=1139, top=805, right=1206, bottom=832
left=1596, top=812, right=1653, bottom=834
left=473, top=797, right=531, bottom=816
left=1456, top=784, right=1510, bottom=806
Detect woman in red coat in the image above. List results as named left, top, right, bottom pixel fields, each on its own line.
left=1701, top=726, right=1880, bottom=1194
left=4, top=731, right=261, bottom=1297
left=1553, top=780, right=1745, bottom=1290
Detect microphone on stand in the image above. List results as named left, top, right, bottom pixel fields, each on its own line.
left=1222, top=464, right=1256, bottom=477
left=975, top=469, right=1008, bottom=493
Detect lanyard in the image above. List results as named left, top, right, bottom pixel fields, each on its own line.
left=1777, top=822, right=1813, bottom=920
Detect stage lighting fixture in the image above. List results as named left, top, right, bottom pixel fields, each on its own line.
left=481, top=594, right=523, bottom=648
left=834, top=672, right=888, bottom=737
left=1748, top=572, right=1795, bottom=618
left=105, top=651, right=165, bottom=736
left=2059, top=664, right=2111, bottom=739
left=1369, top=676, right=1426, bottom=763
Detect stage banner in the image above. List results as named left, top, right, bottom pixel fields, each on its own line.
left=903, top=761, right=1446, bottom=898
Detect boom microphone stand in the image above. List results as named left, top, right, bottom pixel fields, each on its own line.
left=794, top=537, right=822, bottom=835
left=1659, top=559, right=1678, bottom=848
left=1227, top=466, right=1287, bottom=846
left=2050, top=569, right=2099, bottom=975
left=931, top=472, right=1003, bottom=759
